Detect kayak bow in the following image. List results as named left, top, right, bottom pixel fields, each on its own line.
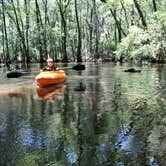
left=36, top=70, right=66, bottom=87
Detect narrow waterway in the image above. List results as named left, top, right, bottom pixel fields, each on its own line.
left=0, top=63, right=165, bottom=166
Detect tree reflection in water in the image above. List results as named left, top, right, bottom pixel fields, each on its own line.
left=0, top=63, right=165, bottom=165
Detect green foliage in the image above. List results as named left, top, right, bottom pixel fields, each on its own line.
left=0, top=0, right=166, bottom=62
left=100, top=42, right=117, bottom=51
left=148, top=11, right=166, bottom=62
left=16, top=152, right=41, bottom=166
left=115, top=11, right=166, bottom=63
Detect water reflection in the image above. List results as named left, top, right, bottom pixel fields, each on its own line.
left=74, top=82, right=86, bottom=92
left=36, top=84, right=66, bottom=101
left=0, top=63, right=165, bottom=166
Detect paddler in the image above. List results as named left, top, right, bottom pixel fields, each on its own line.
left=41, top=58, right=59, bottom=71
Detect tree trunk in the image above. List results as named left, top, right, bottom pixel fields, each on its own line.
left=133, top=0, right=147, bottom=27
left=110, top=8, right=126, bottom=42
left=92, top=0, right=99, bottom=59
left=1, top=0, right=10, bottom=67
left=89, top=9, right=93, bottom=55
left=42, top=0, right=48, bottom=58
left=61, top=13, right=68, bottom=62
left=56, top=0, right=69, bottom=63
left=10, top=0, right=28, bottom=62
left=24, top=0, right=30, bottom=62
left=152, top=0, right=157, bottom=12
left=74, top=0, right=82, bottom=62
left=130, top=6, right=135, bottom=25
left=120, top=0, right=129, bottom=28
left=35, top=0, right=44, bottom=62
left=114, top=23, right=117, bottom=47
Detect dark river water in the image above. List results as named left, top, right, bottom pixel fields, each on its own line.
left=0, top=63, right=166, bottom=166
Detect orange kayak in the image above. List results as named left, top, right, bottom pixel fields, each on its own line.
left=36, top=70, right=66, bottom=87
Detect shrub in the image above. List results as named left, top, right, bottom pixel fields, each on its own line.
left=115, top=11, right=166, bottom=63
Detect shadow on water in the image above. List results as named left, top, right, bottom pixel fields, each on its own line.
left=74, top=82, right=86, bottom=92
left=0, top=63, right=166, bottom=166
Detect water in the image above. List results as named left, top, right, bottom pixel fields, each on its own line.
left=0, top=63, right=166, bottom=166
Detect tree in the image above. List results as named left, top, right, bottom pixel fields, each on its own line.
left=110, top=8, right=126, bottom=42
left=133, top=0, right=147, bottom=27
left=35, top=0, right=45, bottom=62
left=0, top=0, right=165, bottom=64
left=92, top=0, right=99, bottom=58
left=74, top=0, right=82, bottom=62
left=56, top=0, right=71, bottom=62
left=152, top=0, right=157, bottom=12
left=1, top=0, right=10, bottom=66
left=24, top=0, right=30, bottom=62
left=6, top=0, right=30, bottom=62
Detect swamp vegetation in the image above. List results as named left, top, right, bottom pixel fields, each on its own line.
left=0, top=0, right=166, bottom=165
left=0, top=0, right=165, bottom=65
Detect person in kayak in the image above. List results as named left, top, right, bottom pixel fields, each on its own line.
left=41, top=58, right=59, bottom=71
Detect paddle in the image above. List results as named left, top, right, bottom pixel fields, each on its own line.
left=6, top=64, right=85, bottom=78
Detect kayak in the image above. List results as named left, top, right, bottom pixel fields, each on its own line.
left=36, top=70, right=66, bottom=87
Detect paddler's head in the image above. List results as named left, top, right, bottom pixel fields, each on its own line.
left=47, top=58, right=54, bottom=67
